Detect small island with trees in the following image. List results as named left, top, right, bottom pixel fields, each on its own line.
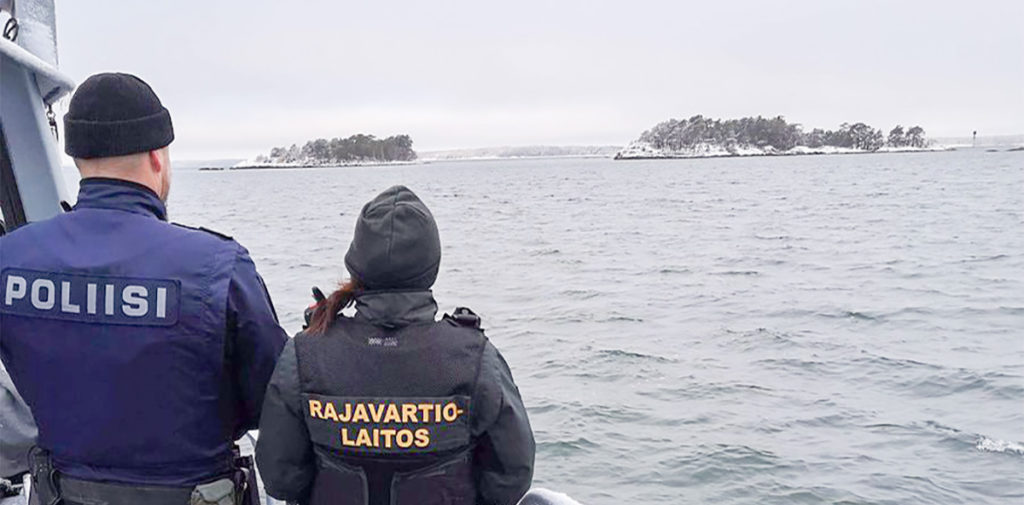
left=236, top=133, right=417, bottom=168
left=615, top=115, right=942, bottom=159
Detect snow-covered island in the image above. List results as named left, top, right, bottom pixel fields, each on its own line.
left=233, top=133, right=417, bottom=169
left=616, top=115, right=948, bottom=159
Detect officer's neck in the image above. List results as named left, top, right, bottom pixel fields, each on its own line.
left=76, top=178, right=168, bottom=221
left=77, top=156, right=166, bottom=199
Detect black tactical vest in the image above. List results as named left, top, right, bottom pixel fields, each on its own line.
left=293, top=313, right=488, bottom=505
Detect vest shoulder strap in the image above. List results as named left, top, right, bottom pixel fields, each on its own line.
left=171, top=223, right=234, bottom=241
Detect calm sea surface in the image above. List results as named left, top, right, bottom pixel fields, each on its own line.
left=159, top=150, right=1022, bottom=505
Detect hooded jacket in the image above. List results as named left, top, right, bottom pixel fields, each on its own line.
left=256, top=185, right=534, bottom=505
left=256, top=292, right=535, bottom=505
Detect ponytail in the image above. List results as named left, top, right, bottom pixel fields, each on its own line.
left=306, top=279, right=360, bottom=335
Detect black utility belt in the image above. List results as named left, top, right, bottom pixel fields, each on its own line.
left=61, top=477, right=196, bottom=505
left=35, top=475, right=239, bottom=505
left=28, top=447, right=255, bottom=505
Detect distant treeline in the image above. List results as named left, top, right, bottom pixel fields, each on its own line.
left=640, top=116, right=928, bottom=152
left=255, top=134, right=416, bottom=164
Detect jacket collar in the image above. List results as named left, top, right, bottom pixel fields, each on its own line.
left=353, top=290, right=438, bottom=329
left=73, top=178, right=167, bottom=221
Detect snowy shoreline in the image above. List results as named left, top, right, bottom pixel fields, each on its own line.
left=199, top=160, right=420, bottom=171
left=201, top=152, right=623, bottom=170
left=419, top=154, right=614, bottom=162
left=195, top=144, right=973, bottom=171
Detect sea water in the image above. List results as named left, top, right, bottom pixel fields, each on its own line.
left=165, top=149, right=1022, bottom=505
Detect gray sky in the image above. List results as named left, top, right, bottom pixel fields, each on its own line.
left=56, top=0, right=1023, bottom=159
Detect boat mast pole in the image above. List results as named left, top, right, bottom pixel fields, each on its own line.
left=0, top=0, right=72, bottom=231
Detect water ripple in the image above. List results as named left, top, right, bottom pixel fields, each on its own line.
left=169, top=153, right=1024, bottom=505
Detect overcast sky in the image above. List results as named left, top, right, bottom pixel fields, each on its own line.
left=55, top=0, right=1023, bottom=159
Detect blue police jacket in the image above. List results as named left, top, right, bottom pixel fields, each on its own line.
left=0, top=178, right=288, bottom=486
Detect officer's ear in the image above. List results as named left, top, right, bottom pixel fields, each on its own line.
left=147, top=150, right=165, bottom=175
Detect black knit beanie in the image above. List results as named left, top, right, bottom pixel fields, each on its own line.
left=64, top=73, right=174, bottom=159
left=345, top=186, right=441, bottom=290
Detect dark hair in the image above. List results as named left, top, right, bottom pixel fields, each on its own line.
left=306, top=279, right=360, bottom=335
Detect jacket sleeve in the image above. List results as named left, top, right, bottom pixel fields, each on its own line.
left=256, top=338, right=316, bottom=503
left=473, top=342, right=536, bottom=505
left=226, top=246, right=289, bottom=433
left=0, top=361, right=37, bottom=477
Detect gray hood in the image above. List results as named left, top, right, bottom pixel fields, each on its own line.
left=344, top=185, right=441, bottom=290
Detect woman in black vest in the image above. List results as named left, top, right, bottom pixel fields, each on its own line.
left=256, top=185, right=535, bottom=505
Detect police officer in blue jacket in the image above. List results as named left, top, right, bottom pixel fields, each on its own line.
left=0, top=73, right=288, bottom=504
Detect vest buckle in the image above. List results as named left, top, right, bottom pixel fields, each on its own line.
left=448, top=307, right=481, bottom=329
